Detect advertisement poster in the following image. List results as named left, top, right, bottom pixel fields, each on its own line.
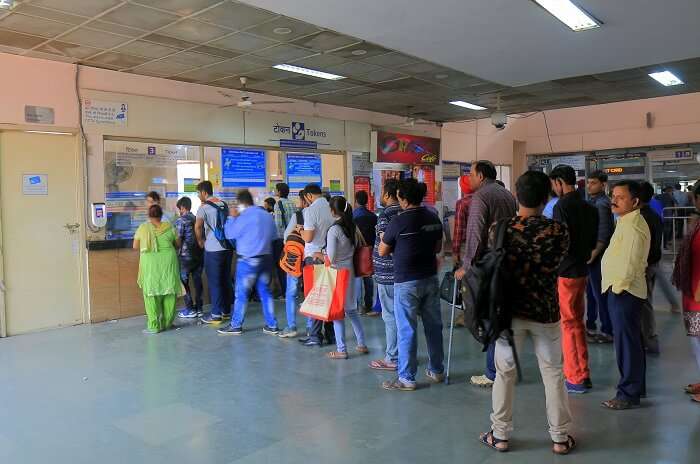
left=376, top=131, right=440, bottom=165
left=287, top=153, right=322, bottom=188
left=221, top=148, right=266, bottom=188
left=411, top=165, right=436, bottom=204
left=353, top=176, right=374, bottom=212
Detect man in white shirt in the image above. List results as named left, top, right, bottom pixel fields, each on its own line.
left=298, top=183, right=336, bottom=346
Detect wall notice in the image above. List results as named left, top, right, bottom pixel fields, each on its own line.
left=22, top=174, right=48, bottom=195
left=287, top=153, right=322, bottom=188
left=83, top=99, right=128, bottom=126
left=221, top=148, right=266, bottom=188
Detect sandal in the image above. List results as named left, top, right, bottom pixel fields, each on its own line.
left=684, top=383, right=700, bottom=394
left=692, top=394, right=700, bottom=403
left=601, top=398, right=640, bottom=410
left=382, top=378, right=416, bottom=391
left=369, top=359, right=397, bottom=371
left=552, top=435, right=576, bottom=455
left=479, top=430, right=509, bottom=452
left=356, top=345, right=370, bottom=354
left=327, top=351, right=348, bottom=360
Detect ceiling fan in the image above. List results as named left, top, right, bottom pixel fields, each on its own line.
left=218, top=77, right=294, bottom=108
left=399, top=106, right=435, bottom=127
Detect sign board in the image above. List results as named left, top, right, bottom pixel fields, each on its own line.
left=22, top=174, right=48, bottom=195
left=244, top=111, right=345, bottom=150
left=648, top=149, right=695, bottom=162
left=442, top=161, right=471, bottom=180
left=286, top=153, right=322, bottom=188
left=83, top=99, right=128, bottom=126
left=221, top=148, right=266, bottom=188
left=106, top=141, right=194, bottom=168
left=351, top=152, right=373, bottom=177
left=603, top=166, right=645, bottom=175
left=374, top=131, right=440, bottom=165
left=24, top=105, right=55, bottom=124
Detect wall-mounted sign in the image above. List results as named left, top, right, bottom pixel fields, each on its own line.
left=108, top=141, right=193, bottom=168
left=352, top=152, right=373, bottom=177
left=83, top=99, right=128, bottom=126
left=244, top=111, right=345, bottom=151
left=22, top=174, right=48, bottom=195
left=373, top=131, right=440, bottom=165
left=648, top=149, right=695, bottom=162
left=221, top=148, right=266, bottom=188
left=603, top=166, right=645, bottom=175
left=442, top=161, right=471, bottom=180
left=287, top=153, right=322, bottom=188
left=24, top=105, right=55, bottom=124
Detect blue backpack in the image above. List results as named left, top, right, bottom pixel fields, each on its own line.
left=204, top=200, right=235, bottom=250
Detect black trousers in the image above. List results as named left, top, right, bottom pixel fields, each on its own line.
left=272, top=239, right=286, bottom=295
left=304, top=257, right=334, bottom=343
left=608, top=290, right=647, bottom=403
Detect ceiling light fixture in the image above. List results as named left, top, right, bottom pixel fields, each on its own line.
left=272, top=27, right=292, bottom=35
left=533, top=0, right=601, bottom=32
left=273, top=64, right=346, bottom=80
left=351, top=49, right=367, bottom=56
left=648, top=70, right=684, bottom=87
left=435, top=74, right=449, bottom=80
left=24, top=130, right=72, bottom=135
left=449, top=100, right=487, bottom=110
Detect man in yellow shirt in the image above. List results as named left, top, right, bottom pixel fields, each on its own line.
left=601, top=180, right=651, bottom=410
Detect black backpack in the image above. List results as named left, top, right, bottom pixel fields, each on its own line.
left=461, top=218, right=522, bottom=379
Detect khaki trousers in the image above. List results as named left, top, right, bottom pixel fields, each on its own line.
left=491, top=318, right=572, bottom=443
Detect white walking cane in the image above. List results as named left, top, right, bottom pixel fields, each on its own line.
left=445, top=274, right=459, bottom=385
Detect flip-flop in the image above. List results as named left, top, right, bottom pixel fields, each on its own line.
left=327, top=351, right=348, bottom=360
left=552, top=435, right=576, bottom=455
left=479, top=431, right=509, bottom=452
left=369, top=359, right=397, bottom=371
left=684, top=383, right=700, bottom=394
left=356, top=345, right=370, bottom=354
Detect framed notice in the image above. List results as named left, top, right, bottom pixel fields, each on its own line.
left=221, top=148, right=266, bottom=188
left=286, top=153, right=322, bottom=188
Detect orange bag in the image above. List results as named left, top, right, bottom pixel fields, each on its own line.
left=300, top=263, right=349, bottom=322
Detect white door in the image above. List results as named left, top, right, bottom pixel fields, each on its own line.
left=0, top=131, right=84, bottom=335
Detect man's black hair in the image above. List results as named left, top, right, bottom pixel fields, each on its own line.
left=176, top=197, right=192, bottom=210
left=146, top=191, right=161, bottom=203
left=473, top=160, right=497, bottom=180
left=276, top=183, right=290, bottom=198
left=237, top=189, right=254, bottom=206
left=549, top=164, right=577, bottom=186
left=384, top=178, right=399, bottom=200
left=304, top=183, right=322, bottom=196
left=197, top=180, right=213, bottom=196
left=613, top=180, right=641, bottom=199
left=639, top=182, right=654, bottom=203
left=264, top=197, right=276, bottom=208
left=516, top=171, right=551, bottom=208
left=588, top=170, right=608, bottom=183
left=355, top=190, right=369, bottom=206
left=397, top=178, right=425, bottom=206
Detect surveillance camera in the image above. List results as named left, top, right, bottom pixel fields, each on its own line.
left=491, top=112, right=507, bottom=130
left=436, top=121, right=444, bottom=128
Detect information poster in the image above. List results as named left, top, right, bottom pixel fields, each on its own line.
left=442, top=161, right=471, bottom=180
left=22, top=174, right=48, bottom=195
left=184, top=178, right=200, bottom=193
left=83, top=99, right=128, bottom=126
left=287, top=153, right=322, bottom=188
left=221, top=148, right=266, bottom=188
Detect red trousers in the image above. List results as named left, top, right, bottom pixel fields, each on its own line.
left=558, top=277, right=590, bottom=385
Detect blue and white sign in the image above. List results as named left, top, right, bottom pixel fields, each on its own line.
left=244, top=111, right=345, bottom=151
left=22, top=173, right=48, bottom=195
left=287, top=153, right=322, bottom=188
left=221, top=148, right=266, bottom=188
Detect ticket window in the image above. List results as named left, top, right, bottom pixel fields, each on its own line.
left=104, top=140, right=200, bottom=239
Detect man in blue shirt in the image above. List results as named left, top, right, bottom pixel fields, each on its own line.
left=218, top=189, right=279, bottom=335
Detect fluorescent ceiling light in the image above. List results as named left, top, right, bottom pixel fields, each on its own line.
left=449, top=100, right=487, bottom=110
left=273, top=64, right=345, bottom=80
left=25, top=130, right=72, bottom=135
left=534, top=0, right=600, bottom=32
left=648, top=70, right=684, bottom=87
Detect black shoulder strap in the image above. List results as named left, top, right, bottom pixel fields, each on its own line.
left=278, top=200, right=288, bottom=228
left=296, top=210, right=304, bottom=225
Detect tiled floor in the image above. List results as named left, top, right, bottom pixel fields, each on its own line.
left=1, top=292, right=698, bottom=463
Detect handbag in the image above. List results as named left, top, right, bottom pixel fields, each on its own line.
left=353, top=228, right=374, bottom=277
left=300, top=263, right=349, bottom=322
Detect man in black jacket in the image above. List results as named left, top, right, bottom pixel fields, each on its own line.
left=353, top=190, right=378, bottom=315
left=639, top=182, right=664, bottom=354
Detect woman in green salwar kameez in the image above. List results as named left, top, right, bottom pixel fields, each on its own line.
left=133, top=204, right=181, bottom=334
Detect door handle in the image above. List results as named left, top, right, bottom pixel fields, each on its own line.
left=64, top=222, right=80, bottom=233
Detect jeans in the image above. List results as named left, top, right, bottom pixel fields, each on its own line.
left=491, top=318, right=572, bottom=443
left=394, top=276, right=444, bottom=384
left=586, top=257, right=613, bottom=335
left=230, top=255, right=277, bottom=329
left=333, top=307, right=366, bottom=352
left=378, top=284, right=398, bottom=363
left=285, top=274, right=312, bottom=331
left=180, top=259, right=203, bottom=310
left=608, top=290, right=646, bottom=403
left=486, top=342, right=496, bottom=381
left=559, top=276, right=590, bottom=385
left=355, top=276, right=374, bottom=310
left=691, top=336, right=700, bottom=373
left=204, top=250, right=233, bottom=317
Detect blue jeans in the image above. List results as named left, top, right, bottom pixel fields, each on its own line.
left=179, top=259, right=203, bottom=310
left=204, top=250, right=233, bottom=317
left=284, top=274, right=312, bottom=330
left=378, top=284, right=398, bottom=363
left=333, top=307, right=365, bottom=352
left=486, top=341, right=496, bottom=381
left=230, top=255, right=277, bottom=329
left=394, top=276, right=444, bottom=384
left=608, top=291, right=646, bottom=403
left=355, top=276, right=375, bottom=310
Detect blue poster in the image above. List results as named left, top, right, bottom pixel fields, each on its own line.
left=221, top=148, right=266, bottom=188
left=287, top=153, right=322, bottom=189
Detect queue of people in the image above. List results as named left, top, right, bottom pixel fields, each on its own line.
left=131, top=162, right=700, bottom=455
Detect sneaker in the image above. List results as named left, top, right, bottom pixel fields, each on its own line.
left=200, top=314, right=223, bottom=324
left=195, top=308, right=204, bottom=317
left=382, top=378, right=417, bottom=392
left=470, top=375, right=495, bottom=388
left=583, top=378, right=593, bottom=389
left=596, top=334, right=614, bottom=344
left=178, top=308, right=199, bottom=319
left=221, top=313, right=231, bottom=321
left=278, top=328, right=298, bottom=338
left=426, top=369, right=445, bottom=384
left=142, top=329, right=159, bottom=335
left=301, top=338, right=321, bottom=347
left=217, top=326, right=243, bottom=335
left=263, top=326, right=280, bottom=335
left=566, top=381, right=588, bottom=394
left=586, top=330, right=599, bottom=342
